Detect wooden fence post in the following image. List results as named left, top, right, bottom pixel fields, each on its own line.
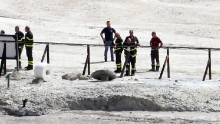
left=47, top=44, right=50, bottom=64
left=167, top=48, right=170, bottom=78
left=41, top=45, right=47, bottom=63
left=87, top=45, right=90, bottom=75
left=120, top=52, right=130, bottom=78
left=0, top=43, right=7, bottom=76
left=203, top=59, right=210, bottom=81
left=41, top=44, right=50, bottom=64
left=3, top=43, right=6, bottom=75
left=159, top=56, right=168, bottom=79
left=203, top=49, right=212, bottom=81
left=82, top=45, right=90, bottom=75
left=208, top=49, right=211, bottom=80
left=82, top=55, right=88, bottom=75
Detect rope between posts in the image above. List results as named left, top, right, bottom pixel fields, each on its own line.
left=1, top=41, right=220, bottom=51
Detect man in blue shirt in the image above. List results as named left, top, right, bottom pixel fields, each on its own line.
left=100, top=21, right=116, bottom=62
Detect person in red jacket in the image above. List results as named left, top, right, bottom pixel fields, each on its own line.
left=150, top=32, right=163, bottom=72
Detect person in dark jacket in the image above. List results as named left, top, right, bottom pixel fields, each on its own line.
left=24, top=26, right=34, bottom=70
left=15, top=26, right=25, bottom=68
left=149, top=32, right=163, bottom=72
left=123, top=30, right=139, bottom=76
left=0, top=30, right=5, bottom=35
left=112, top=32, right=123, bottom=73
left=100, top=21, right=116, bottom=62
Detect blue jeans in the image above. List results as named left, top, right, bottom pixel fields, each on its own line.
left=104, top=40, right=114, bottom=61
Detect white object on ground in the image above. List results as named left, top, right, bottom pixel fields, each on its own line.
left=34, top=63, right=51, bottom=82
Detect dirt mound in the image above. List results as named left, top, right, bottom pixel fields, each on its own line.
left=66, top=95, right=162, bottom=111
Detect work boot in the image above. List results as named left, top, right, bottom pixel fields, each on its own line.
left=131, top=70, right=135, bottom=76
left=25, top=65, right=33, bottom=70
left=124, top=71, right=129, bottom=76
left=156, top=66, right=160, bottom=72
left=114, top=69, right=121, bottom=73
left=149, top=65, right=155, bottom=71
left=131, top=72, right=135, bottom=76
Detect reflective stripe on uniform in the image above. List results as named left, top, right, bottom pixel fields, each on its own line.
left=124, top=48, right=136, bottom=51
left=28, top=61, right=33, bottom=65
left=116, top=64, right=121, bottom=67
left=25, top=45, right=33, bottom=47
left=115, top=48, right=121, bottom=51
left=26, top=37, right=33, bottom=41
left=18, top=38, right=25, bottom=42
left=131, top=54, right=137, bottom=58
left=130, top=48, right=137, bottom=51
left=156, top=63, right=160, bottom=66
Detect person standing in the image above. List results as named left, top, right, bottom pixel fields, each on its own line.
left=112, top=33, right=123, bottom=73
left=24, top=26, right=34, bottom=70
left=0, top=30, right=5, bottom=35
left=123, top=30, right=139, bottom=76
left=100, top=21, right=116, bottom=62
left=149, top=32, right=163, bottom=72
left=15, top=26, right=25, bottom=68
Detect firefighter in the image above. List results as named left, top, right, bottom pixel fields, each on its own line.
left=112, top=32, right=123, bottom=73
left=124, top=30, right=139, bottom=76
left=15, top=26, right=25, bottom=68
left=24, top=26, right=34, bottom=70
left=149, top=32, right=163, bottom=72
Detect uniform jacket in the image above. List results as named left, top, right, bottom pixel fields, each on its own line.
left=25, top=31, right=34, bottom=47
left=123, top=36, right=139, bottom=57
left=112, top=37, right=123, bottom=53
left=15, top=31, right=24, bottom=48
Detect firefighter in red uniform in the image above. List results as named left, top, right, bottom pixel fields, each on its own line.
left=15, top=26, right=25, bottom=68
left=124, top=30, right=139, bottom=76
left=149, top=32, right=163, bottom=72
left=112, top=33, right=123, bottom=73
left=25, top=26, right=34, bottom=70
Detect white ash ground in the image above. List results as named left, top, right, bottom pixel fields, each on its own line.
left=1, top=69, right=220, bottom=116
left=0, top=0, right=220, bottom=122
left=1, top=111, right=220, bottom=124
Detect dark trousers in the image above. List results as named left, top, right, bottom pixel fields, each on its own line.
left=18, top=45, right=24, bottom=67
left=126, top=55, right=136, bottom=74
left=26, top=47, right=33, bottom=67
left=115, top=51, right=122, bottom=70
left=151, top=50, right=160, bottom=67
